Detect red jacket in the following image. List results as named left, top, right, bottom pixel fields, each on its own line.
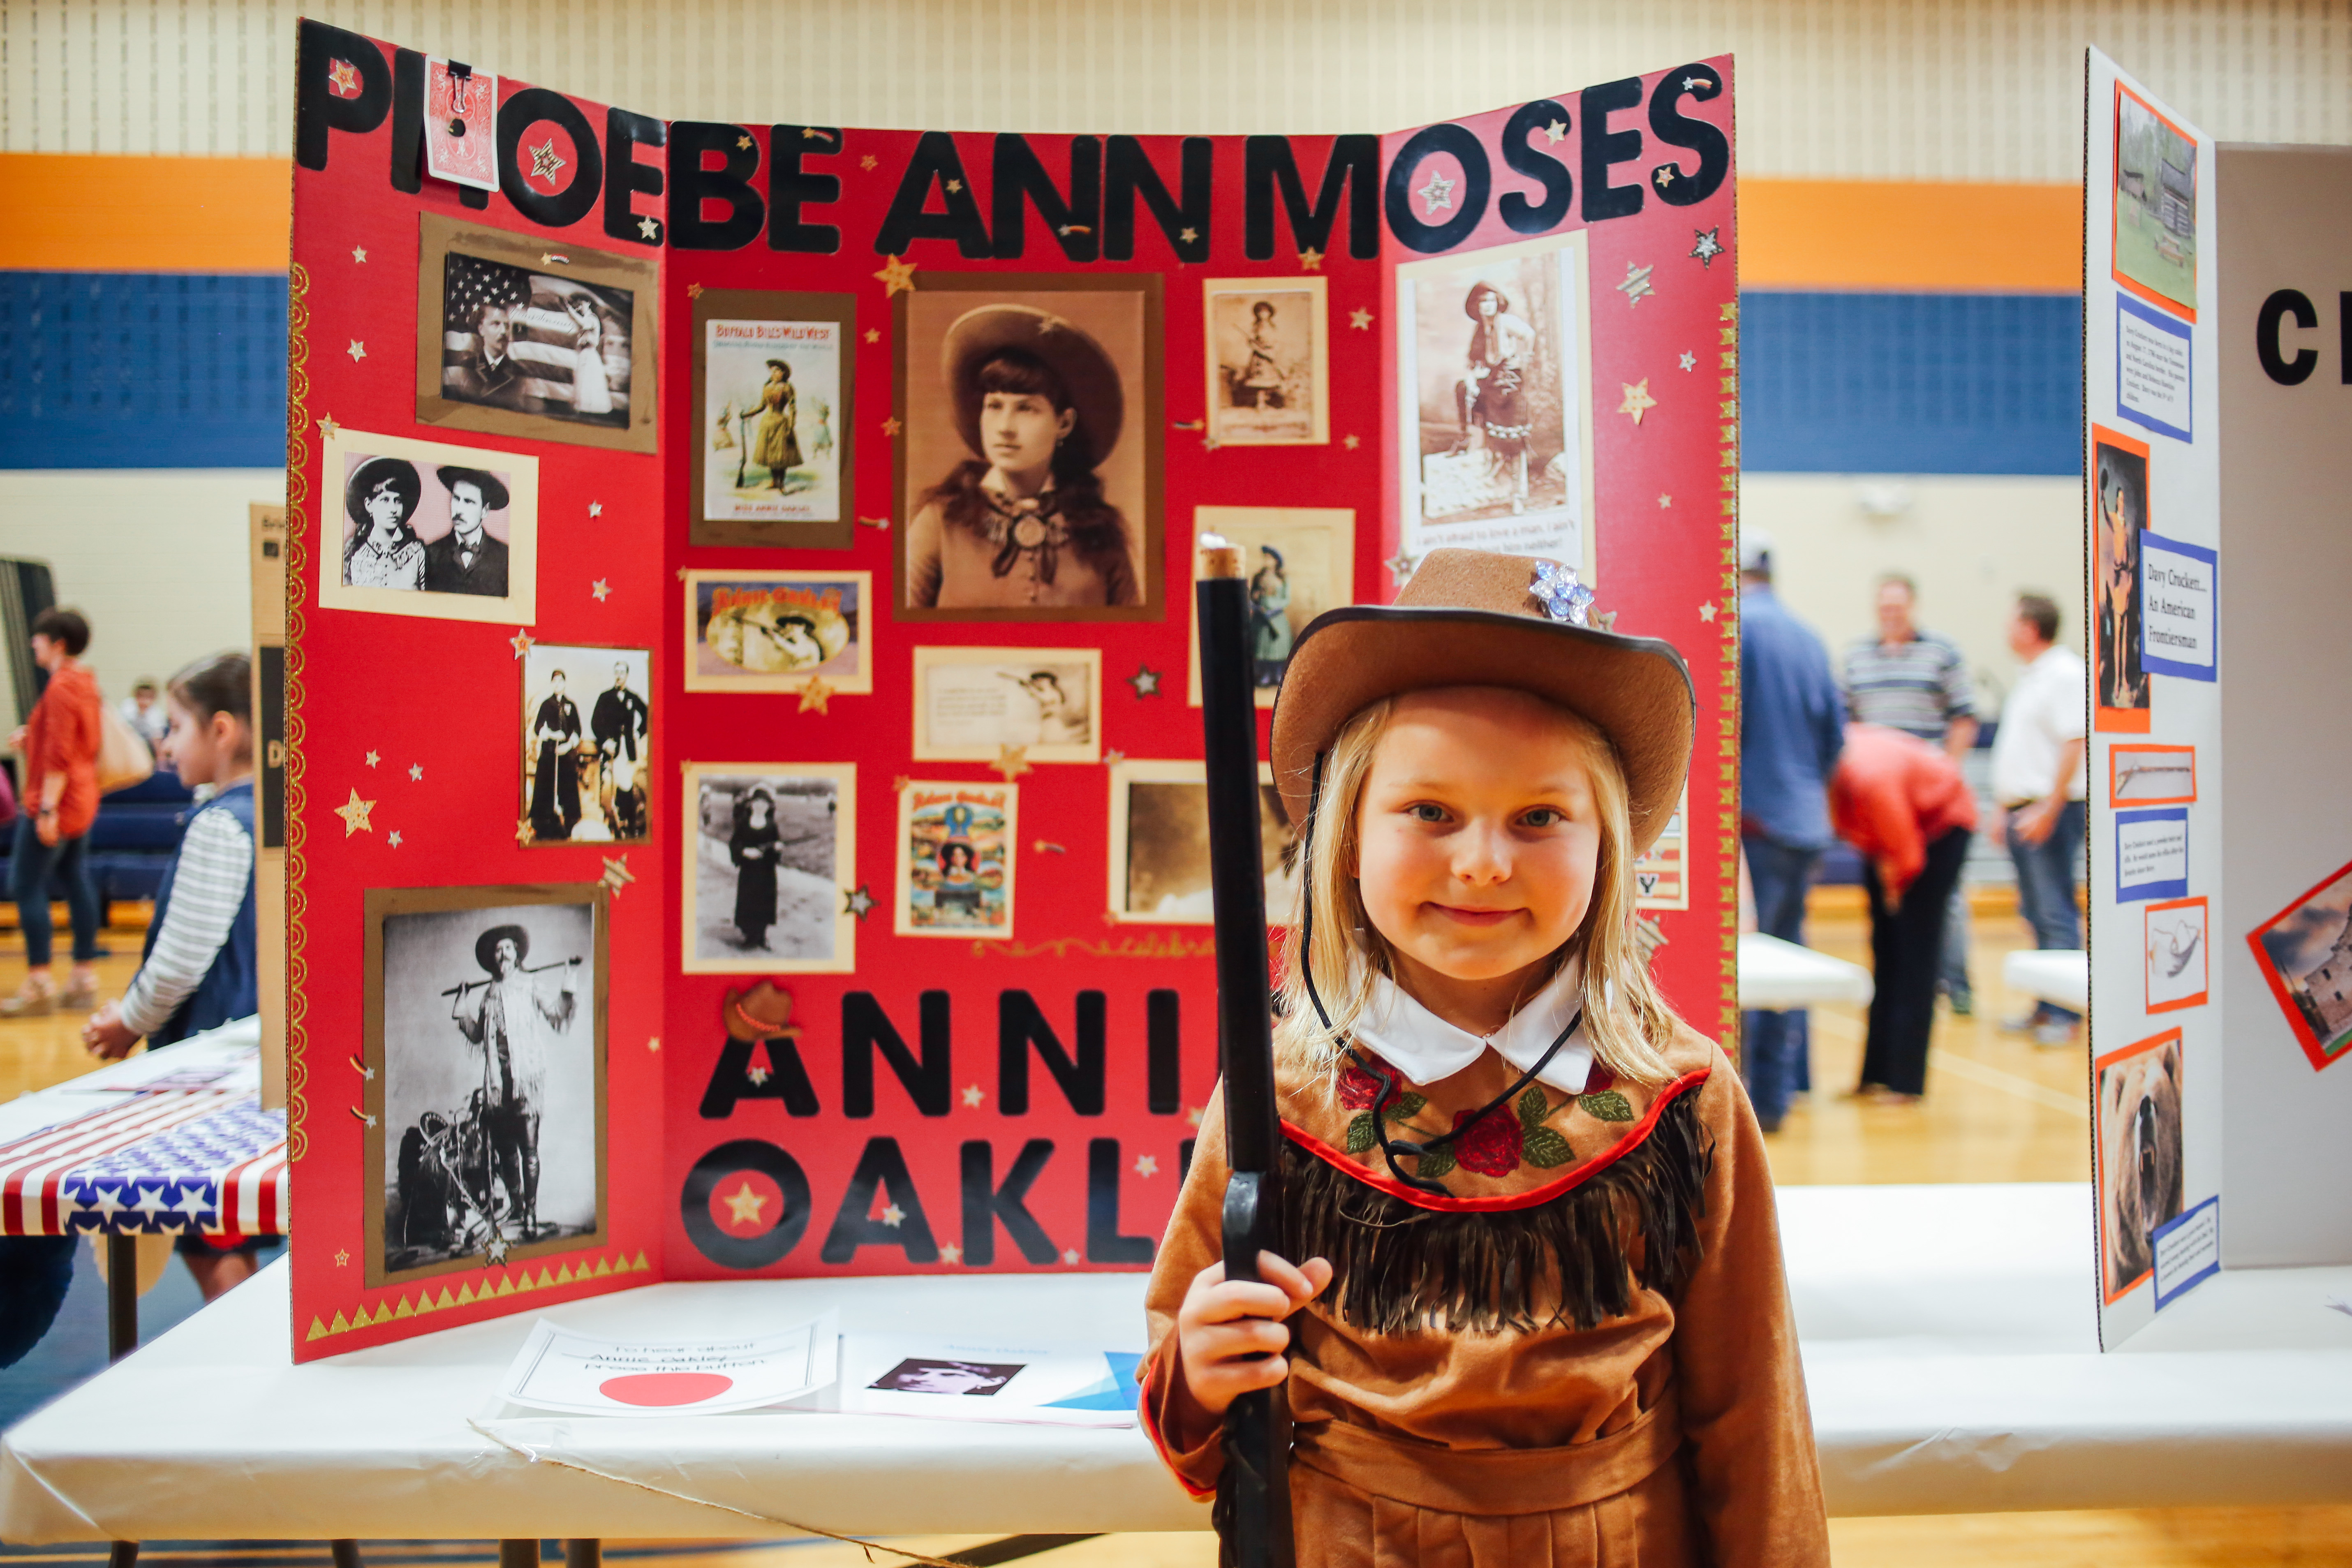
left=24, top=660, right=103, bottom=839
left=1829, top=723, right=1976, bottom=899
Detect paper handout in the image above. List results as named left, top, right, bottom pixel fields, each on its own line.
left=837, top=1334, right=1143, bottom=1427
left=500, top=1316, right=835, bottom=1416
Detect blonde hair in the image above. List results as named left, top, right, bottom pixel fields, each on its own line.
left=1273, top=692, right=1683, bottom=1087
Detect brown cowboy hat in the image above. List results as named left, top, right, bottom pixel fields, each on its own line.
left=1267, top=549, right=1693, bottom=854
left=345, top=456, right=422, bottom=528
left=940, top=304, right=1124, bottom=461
left=723, top=980, right=802, bottom=1043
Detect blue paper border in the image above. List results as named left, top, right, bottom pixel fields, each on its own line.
left=2116, top=807, right=2190, bottom=902
left=2116, top=293, right=2194, bottom=444
left=2139, top=531, right=2220, bottom=681
left=2151, top=1195, right=2221, bottom=1310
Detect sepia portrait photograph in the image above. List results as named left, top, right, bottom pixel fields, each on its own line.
left=518, top=644, right=651, bottom=848
left=2248, top=853, right=2352, bottom=1072
left=1395, top=230, right=1594, bottom=576
left=896, top=782, right=1016, bottom=938
left=1186, top=507, right=1355, bottom=708
left=897, top=274, right=1163, bottom=622
left=684, top=571, right=871, bottom=695
left=2095, top=1028, right=2184, bottom=1304
left=363, top=884, right=607, bottom=1286
left=1203, top=277, right=1329, bottom=446
left=2112, top=84, right=2199, bottom=321
left=913, top=646, right=1100, bottom=764
left=414, top=213, right=658, bottom=453
left=2093, top=426, right=2151, bottom=731
left=319, top=425, right=538, bottom=625
left=682, top=762, right=857, bottom=976
left=691, top=289, right=856, bottom=550
left=1105, top=759, right=1295, bottom=926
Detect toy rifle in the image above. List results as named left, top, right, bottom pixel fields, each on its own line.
left=439, top=957, right=581, bottom=998
left=1194, top=536, right=1297, bottom=1568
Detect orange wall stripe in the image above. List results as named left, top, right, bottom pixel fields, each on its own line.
left=5, top=154, right=292, bottom=272
left=2, top=155, right=2081, bottom=292
left=1741, top=177, right=2082, bottom=292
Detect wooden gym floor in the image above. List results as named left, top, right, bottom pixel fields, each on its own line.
left=3, top=904, right=2345, bottom=1565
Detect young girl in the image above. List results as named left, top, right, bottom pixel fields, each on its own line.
left=1143, top=550, right=1827, bottom=1564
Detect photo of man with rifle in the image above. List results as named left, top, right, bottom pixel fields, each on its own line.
left=447, top=924, right=579, bottom=1247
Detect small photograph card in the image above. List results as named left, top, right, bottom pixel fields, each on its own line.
left=837, top=1334, right=1142, bottom=1428
left=499, top=1316, right=835, bottom=1416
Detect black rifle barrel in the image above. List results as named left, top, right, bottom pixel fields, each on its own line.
left=1194, top=538, right=1296, bottom=1568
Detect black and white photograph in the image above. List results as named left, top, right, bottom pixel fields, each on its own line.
left=682, top=762, right=858, bottom=975
left=519, top=645, right=651, bottom=847
left=912, top=646, right=1100, bottom=763
left=319, top=425, right=538, bottom=625
left=1203, top=277, right=1329, bottom=446
left=414, top=213, right=659, bottom=453
left=869, top=1358, right=1026, bottom=1397
left=897, top=274, right=1163, bottom=622
left=363, top=885, right=608, bottom=1286
left=1105, top=759, right=1296, bottom=925
left=1395, top=231, right=1594, bottom=575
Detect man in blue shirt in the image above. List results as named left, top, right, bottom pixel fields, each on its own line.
left=1739, top=534, right=1845, bottom=1131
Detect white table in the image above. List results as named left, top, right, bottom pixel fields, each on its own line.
left=2002, top=949, right=2090, bottom=1012
left=1737, top=932, right=1874, bottom=1010
left=6, top=1182, right=2349, bottom=1543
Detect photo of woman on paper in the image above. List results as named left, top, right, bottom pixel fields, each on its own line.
left=1453, top=277, right=1540, bottom=514
left=751, top=361, right=803, bottom=493
left=1203, top=279, right=1327, bottom=446
left=687, top=769, right=849, bottom=969
left=527, top=668, right=584, bottom=842
left=1250, top=546, right=1293, bottom=687
left=904, top=303, right=1142, bottom=612
left=2094, top=434, right=2151, bottom=725
left=342, top=458, right=428, bottom=590
left=730, top=789, right=781, bottom=949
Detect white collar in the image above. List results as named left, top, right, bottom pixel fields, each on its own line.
left=1353, top=957, right=1594, bottom=1095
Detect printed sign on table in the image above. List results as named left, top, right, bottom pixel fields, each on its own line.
left=500, top=1317, right=835, bottom=1416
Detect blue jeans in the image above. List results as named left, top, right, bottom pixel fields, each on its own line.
left=2007, top=798, right=2086, bottom=1025
left=10, top=816, right=99, bottom=967
left=1741, top=835, right=1820, bottom=1126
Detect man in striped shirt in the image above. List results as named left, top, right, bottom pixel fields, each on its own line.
left=1842, top=574, right=1980, bottom=1012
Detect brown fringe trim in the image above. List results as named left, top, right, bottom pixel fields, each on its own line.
left=1282, top=1092, right=1714, bottom=1335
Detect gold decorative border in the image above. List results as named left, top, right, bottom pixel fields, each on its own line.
left=284, top=259, right=312, bottom=1160
left=305, top=1248, right=652, bottom=1343
left=969, top=933, right=1216, bottom=961
left=1716, top=298, right=1742, bottom=1048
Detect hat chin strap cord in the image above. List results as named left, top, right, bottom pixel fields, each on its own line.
left=1294, top=751, right=1582, bottom=1198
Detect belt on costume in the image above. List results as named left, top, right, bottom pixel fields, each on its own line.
left=1289, top=1392, right=1681, bottom=1517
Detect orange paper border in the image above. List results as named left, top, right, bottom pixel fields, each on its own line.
left=2244, top=854, right=2352, bottom=1074
left=2091, top=423, right=2153, bottom=733
left=2110, top=83, right=2199, bottom=324
left=2109, top=743, right=2196, bottom=805
left=2093, top=1025, right=2183, bottom=1303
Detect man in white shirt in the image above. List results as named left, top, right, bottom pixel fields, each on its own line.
left=1990, top=592, right=2087, bottom=1045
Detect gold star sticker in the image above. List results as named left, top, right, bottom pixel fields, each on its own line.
left=591, top=579, right=611, bottom=601
left=346, top=340, right=366, bottom=362
left=798, top=678, right=835, bottom=714
left=993, top=745, right=1033, bottom=781
left=350, top=246, right=367, bottom=264
left=737, top=134, right=754, bottom=150
left=408, top=764, right=423, bottom=781
left=328, top=60, right=358, bottom=95
left=636, top=215, right=659, bottom=240
left=962, top=1084, right=986, bottom=1108
left=939, top=1241, right=963, bottom=1264
left=601, top=854, right=636, bottom=895
left=1342, top=433, right=1362, bottom=450
left=317, top=414, right=340, bottom=441
left=1179, top=226, right=1198, bottom=245
left=515, top=818, right=535, bottom=846
left=589, top=501, right=603, bottom=518
left=387, top=829, right=404, bottom=848
left=860, top=154, right=878, bottom=171
left=1103, top=749, right=1126, bottom=767
left=1133, top=1154, right=1159, bottom=1177
left=364, top=750, right=380, bottom=768
left=527, top=139, right=566, bottom=182
left=648, top=1037, right=661, bottom=1053
left=686, top=282, right=704, bottom=299
left=1297, top=248, right=1324, bottom=271
left=1186, top=1105, right=1205, bottom=1128
left=1720, top=300, right=1740, bottom=321
left=1699, top=601, right=1718, bottom=622
left=1653, top=164, right=1677, bottom=189
left=864, top=327, right=880, bottom=344
left=747, top=1064, right=772, bottom=1085
left=1618, top=379, right=1657, bottom=425
left=334, top=789, right=376, bottom=837
left=881, top=1203, right=906, bottom=1227
left=892, top=775, right=913, bottom=796
left=1658, top=493, right=1673, bottom=509
left=1061, top=1247, right=1081, bottom=1265
left=334, top=1247, right=350, bottom=1266
left=509, top=628, right=534, bottom=657
left=1348, top=308, right=1373, bottom=330
left=1543, top=119, right=1569, bottom=144
left=1100, top=909, right=1123, bottom=927
left=945, top=178, right=963, bottom=194
left=724, top=1180, right=769, bottom=1227
left=802, top=126, right=827, bottom=141
left=881, top=416, right=902, bottom=436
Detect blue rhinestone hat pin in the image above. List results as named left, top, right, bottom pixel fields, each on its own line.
left=1531, top=561, right=1596, bottom=627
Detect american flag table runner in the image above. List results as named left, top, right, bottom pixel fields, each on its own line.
left=0, top=1089, right=288, bottom=1238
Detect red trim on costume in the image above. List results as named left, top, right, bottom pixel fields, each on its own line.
left=1136, top=1351, right=1218, bottom=1500
left=1280, top=1065, right=1713, bottom=1213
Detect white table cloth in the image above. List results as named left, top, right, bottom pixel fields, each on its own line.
left=1737, top=932, right=1874, bottom=1010
left=2000, top=949, right=2090, bottom=1012
left=5, top=1182, right=2349, bottom=1541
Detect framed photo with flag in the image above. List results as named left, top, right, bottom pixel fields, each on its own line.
left=413, top=213, right=659, bottom=453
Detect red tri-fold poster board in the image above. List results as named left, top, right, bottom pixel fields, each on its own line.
left=285, top=20, right=1740, bottom=1358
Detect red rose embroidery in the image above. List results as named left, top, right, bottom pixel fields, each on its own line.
left=1450, top=1107, right=1524, bottom=1176
left=1583, top=1060, right=1616, bottom=1095
left=1337, top=1059, right=1390, bottom=1110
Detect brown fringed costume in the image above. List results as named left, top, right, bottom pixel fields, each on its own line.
left=1141, top=1025, right=1828, bottom=1566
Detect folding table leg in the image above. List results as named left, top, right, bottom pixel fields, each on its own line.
left=331, top=1542, right=366, bottom=1568
left=498, top=1541, right=539, bottom=1568
left=106, top=1544, right=137, bottom=1568
left=105, top=1234, right=139, bottom=1361
left=942, top=1538, right=1099, bottom=1566
left=564, top=1542, right=599, bottom=1568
